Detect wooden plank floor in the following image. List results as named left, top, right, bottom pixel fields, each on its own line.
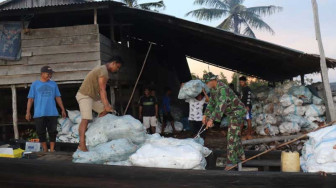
left=0, top=158, right=336, bottom=188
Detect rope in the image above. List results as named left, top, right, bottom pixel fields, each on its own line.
left=123, top=43, right=153, bottom=115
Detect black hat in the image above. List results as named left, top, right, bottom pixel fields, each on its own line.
left=40, top=66, right=54, bottom=73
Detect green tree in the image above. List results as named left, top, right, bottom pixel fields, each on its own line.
left=186, top=0, right=282, bottom=38
left=191, top=72, right=201, bottom=80
left=120, top=0, right=165, bottom=11
left=219, top=72, right=228, bottom=84
left=230, top=72, right=239, bottom=89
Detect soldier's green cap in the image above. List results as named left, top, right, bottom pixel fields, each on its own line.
left=203, top=72, right=218, bottom=83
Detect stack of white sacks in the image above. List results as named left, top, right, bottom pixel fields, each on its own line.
left=301, top=124, right=336, bottom=173
left=71, top=114, right=212, bottom=170
left=56, top=110, right=83, bottom=143
left=253, top=82, right=326, bottom=136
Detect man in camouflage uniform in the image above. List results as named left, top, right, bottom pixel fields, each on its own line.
left=202, top=72, right=247, bottom=170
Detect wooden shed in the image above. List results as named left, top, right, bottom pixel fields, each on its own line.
left=0, top=0, right=335, bottom=140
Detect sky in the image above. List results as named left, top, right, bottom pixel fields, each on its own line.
left=156, top=0, right=336, bottom=83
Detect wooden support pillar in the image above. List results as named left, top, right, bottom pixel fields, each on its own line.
left=11, top=85, right=19, bottom=140
left=93, top=8, right=97, bottom=25
left=300, top=74, right=305, bottom=86
left=312, top=0, right=336, bottom=121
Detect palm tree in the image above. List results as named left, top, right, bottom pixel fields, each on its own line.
left=120, top=0, right=165, bottom=11
left=186, top=0, right=282, bottom=38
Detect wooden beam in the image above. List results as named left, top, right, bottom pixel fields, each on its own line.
left=0, top=61, right=100, bottom=76
left=94, top=8, right=98, bottom=25
left=21, top=25, right=99, bottom=40
left=21, top=34, right=99, bottom=48
left=311, top=0, right=336, bottom=121
left=0, top=70, right=90, bottom=85
left=11, top=85, right=19, bottom=140
left=22, top=43, right=100, bottom=56
left=242, top=134, right=304, bottom=145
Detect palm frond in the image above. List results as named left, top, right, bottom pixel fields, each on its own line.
left=217, top=15, right=233, bottom=30
left=242, top=22, right=256, bottom=38
left=186, top=8, right=228, bottom=21
left=193, top=0, right=229, bottom=9
left=139, top=1, right=165, bottom=10
left=240, top=11, right=275, bottom=35
left=247, top=6, right=283, bottom=16
left=121, top=0, right=136, bottom=8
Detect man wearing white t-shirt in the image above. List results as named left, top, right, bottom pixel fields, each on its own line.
left=186, top=89, right=209, bottom=137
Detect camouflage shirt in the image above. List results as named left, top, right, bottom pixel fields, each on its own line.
left=204, top=81, right=246, bottom=122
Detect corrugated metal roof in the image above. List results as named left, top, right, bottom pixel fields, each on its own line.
left=0, top=0, right=119, bottom=10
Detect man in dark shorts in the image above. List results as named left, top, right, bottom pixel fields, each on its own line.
left=26, top=66, right=66, bottom=152
left=139, top=87, right=158, bottom=134
left=239, top=76, right=253, bottom=140
left=161, top=88, right=176, bottom=134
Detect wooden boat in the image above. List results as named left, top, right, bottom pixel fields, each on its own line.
left=0, top=147, right=336, bottom=188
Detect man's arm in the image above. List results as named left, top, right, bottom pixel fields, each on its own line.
left=98, top=76, right=112, bottom=112
left=203, top=88, right=210, bottom=103
left=56, top=97, right=66, bottom=118
left=208, top=88, right=227, bottom=123
left=26, top=98, right=34, bottom=121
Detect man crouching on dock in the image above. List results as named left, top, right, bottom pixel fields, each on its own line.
left=76, top=56, right=123, bottom=151
left=202, top=72, right=247, bottom=171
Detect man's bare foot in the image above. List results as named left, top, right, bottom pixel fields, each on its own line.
left=78, top=145, right=88, bottom=152
left=99, top=111, right=108, bottom=117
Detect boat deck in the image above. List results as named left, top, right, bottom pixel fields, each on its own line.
left=0, top=157, right=335, bottom=188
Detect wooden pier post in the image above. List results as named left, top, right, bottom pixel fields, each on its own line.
left=11, top=85, right=19, bottom=140
left=311, top=0, right=336, bottom=121
left=94, top=8, right=97, bottom=25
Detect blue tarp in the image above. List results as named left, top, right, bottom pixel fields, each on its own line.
left=0, top=22, right=21, bottom=60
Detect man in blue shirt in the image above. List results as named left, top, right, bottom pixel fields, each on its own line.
left=161, top=87, right=176, bottom=134
left=26, top=66, right=66, bottom=152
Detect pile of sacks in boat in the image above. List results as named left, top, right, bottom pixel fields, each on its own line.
left=56, top=110, right=185, bottom=142
left=301, top=124, right=336, bottom=173
left=252, top=82, right=327, bottom=136
left=72, top=114, right=212, bottom=170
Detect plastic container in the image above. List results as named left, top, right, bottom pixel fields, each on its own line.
left=0, top=148, right=24, bottom=158
left=281, top=151, right=300, bottom=172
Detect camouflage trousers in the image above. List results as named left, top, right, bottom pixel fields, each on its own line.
left=226, top=117, right=245, bottom=165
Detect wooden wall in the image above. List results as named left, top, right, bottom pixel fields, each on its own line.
left=99, top=34, right=137, bottom=86
left=0, top=24, right=101, bottom=85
